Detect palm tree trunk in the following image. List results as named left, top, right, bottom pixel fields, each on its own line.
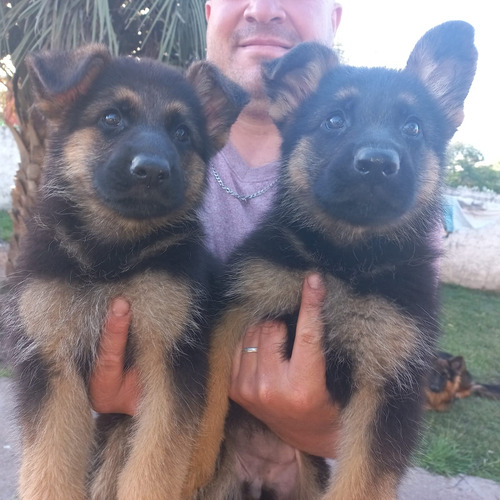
left=5, top=82, right=46, bottom=275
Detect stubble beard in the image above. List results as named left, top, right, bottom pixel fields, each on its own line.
left=209, top=24, right=301, bottom=120
left=227, top=65, right=272, bottom=120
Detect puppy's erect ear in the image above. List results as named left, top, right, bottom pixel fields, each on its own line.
left=405, top=21, right=477, bottom=130
left=186, top=61, right=249, bottom=155
left=262, top=42, right=338, bottom=126
left=26, top=44, right=111, bottom=120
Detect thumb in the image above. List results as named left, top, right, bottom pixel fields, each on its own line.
left=90, top=298, right=131, bottom=400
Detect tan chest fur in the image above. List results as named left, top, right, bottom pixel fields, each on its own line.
left=17, top=270, right=196, bottom=365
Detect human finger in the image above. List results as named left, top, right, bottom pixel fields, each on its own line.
left=89, top=298, right=137, bottom=414
left=230, top=323, right=261, bottom=395
left=255, top=319, right=288, bottom=376
left=95, top=298, right=130, bottom=375
left=290, top=273, right=327, bottom=376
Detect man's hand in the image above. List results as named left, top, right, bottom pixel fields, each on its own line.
left=89, top=298, right=139, bottom=416
left=229, top=273, right=340, bottom=458
left=90, top=276, right=340, bottom=458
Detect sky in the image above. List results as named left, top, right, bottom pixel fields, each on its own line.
left=334, top=0, right=500, bottom=165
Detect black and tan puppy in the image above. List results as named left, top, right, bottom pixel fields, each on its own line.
left=425, top=352, right=471, bottom=411
left=426, top=351, right=500, bottom=411
left=187, top=21, right=477, bottom=499
left=2, top=46, right=247, bottom=499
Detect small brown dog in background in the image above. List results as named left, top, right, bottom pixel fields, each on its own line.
left=425, top=351, right=500, bottom=411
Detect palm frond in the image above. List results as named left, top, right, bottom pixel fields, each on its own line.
left=0, top=0, right=207, bottom=70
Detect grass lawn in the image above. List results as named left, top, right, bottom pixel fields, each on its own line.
left=416, top=284, right=500, bottom=481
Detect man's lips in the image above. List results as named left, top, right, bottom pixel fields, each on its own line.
left=239, top=38, right=293, bottom=50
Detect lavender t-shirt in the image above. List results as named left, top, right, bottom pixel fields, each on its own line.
left=199, top=142, right=279, bottom=262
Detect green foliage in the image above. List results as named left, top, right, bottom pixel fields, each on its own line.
left=446, top=142, right=500, bottom=193
left=446, top=142, right=484, bottom=169
left=0, top=210, right=13, bottom=242
left=417, top=284, right=500, bottom=481
left=447, top=164, right=500, bottom=193
left=1, top=0, right=207, bottom=71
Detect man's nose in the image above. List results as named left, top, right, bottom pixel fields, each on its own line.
left=244, top=0, right=286, bottom=24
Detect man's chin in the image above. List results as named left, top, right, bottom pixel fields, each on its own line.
left=224, top=65, right=264, bottom=93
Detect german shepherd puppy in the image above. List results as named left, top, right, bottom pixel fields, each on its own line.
left=426, top=352, right=471, bottom=411
left=1, top=46, right=247, bottom=499
left=186, top=22, right=478, bottom=499
left=426, top=351, right=500, bottom=411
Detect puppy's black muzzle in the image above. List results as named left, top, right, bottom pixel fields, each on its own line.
left=315, top=142, right=415, bottom=228
left=429, top=378, right=446, bottom=393
left=94, top=129, right=186, bottom=219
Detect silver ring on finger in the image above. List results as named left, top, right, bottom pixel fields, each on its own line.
left=242, top=347, right=258, bottom=353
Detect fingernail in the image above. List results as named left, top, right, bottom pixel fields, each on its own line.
left=307, top=273, right=322, bottom=290
left=112, top=298, right=130, bottom=317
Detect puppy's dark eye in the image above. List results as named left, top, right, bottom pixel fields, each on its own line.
left=402, top=120, right=420, bottom=137
left=323, top=113, right=346, bottom=131
left=173, top=125, right=190, bottom=143
left=101, top=110, right=122, bottom=128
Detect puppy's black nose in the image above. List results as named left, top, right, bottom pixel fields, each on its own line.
left=130, top=154, right=171, bottom=187
left=354, top=148, right=400, bottom=178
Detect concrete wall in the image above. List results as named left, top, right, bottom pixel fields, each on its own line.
left=440, top=220, right=500, bottom=293
left=0, top=126, right=19, bottom=211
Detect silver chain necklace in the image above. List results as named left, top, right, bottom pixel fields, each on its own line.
left=211, top=166, right=278, bottom=202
